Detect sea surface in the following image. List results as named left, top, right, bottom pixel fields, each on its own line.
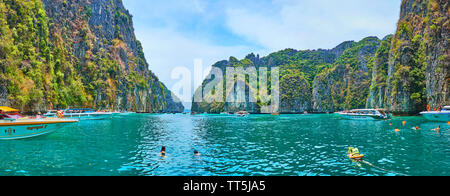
left=0, top=114, right=448, bottom=176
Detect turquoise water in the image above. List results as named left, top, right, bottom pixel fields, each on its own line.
left=0, top=114, right=448, bottom=176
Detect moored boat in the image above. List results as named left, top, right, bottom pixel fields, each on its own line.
left=119, top=111, right=136, bottom=116
left=235, top=111, right=249, bottom=117
left=45, top=108, right=113, bottom=120
left=420, top=106, right=450, bottom=122
left=0, top=107, right=78, bottom=140
left=337, top=109, right=391, bottom=120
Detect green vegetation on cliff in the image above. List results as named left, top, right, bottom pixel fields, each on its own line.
left=0, top=0, right=183, bottom=113
left=386, top=0, right=448, bottom=114
left=193, top=0, right=448, bottom=115
left=192, top=37, right=382, bottom=113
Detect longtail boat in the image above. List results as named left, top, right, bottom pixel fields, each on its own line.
left=0, top=107, right=78, bottom=140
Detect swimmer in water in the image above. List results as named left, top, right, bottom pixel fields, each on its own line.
left=159, top=146, right=166, bottom=157
left=412, top=126, right=420, bottom=130
left=432, top=126, right=441, bottom=131
left=194, top=150, right=201, bottom=156
left=395, top=128, right=400, bottom=132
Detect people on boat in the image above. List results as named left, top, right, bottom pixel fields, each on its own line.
left=427, top=104, right=431, bottom=112
left=36, top=112, right=43, bottom=119
left=159, top=146, right=166, bottom=157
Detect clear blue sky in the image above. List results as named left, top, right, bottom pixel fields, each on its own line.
left=122, top=0, right=402, bottom=104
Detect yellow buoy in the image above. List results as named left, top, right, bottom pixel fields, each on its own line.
left=447, top=122, right=450, bottom=125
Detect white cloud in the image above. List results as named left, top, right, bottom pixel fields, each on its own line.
left=134, top=26, right=252, bottom=96
left=123, top=0, right=402, bottom=108
left=225, top=0, right=401, bottom=51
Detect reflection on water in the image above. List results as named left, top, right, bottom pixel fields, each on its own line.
left=0, top=114, right=448, bottom=176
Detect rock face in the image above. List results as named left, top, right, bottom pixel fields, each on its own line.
left=193, top=0, right=448, bottom=115
left=385, top=0, right=449, bottom=114
left=366, top=35, right=393, bottom=109
left=312, top=37, right=381, bottom=112
left=0, top=0, right=183, bottom=112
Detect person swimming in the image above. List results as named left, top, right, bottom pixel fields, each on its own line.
left=347, top=147, right=364, bottom=162
left=194, top=150, right=201, bottom=156
left=432, top=126, right=441, bottom=131
left=159, top=146, right=166, bottom=157
left=347, top=147, right=360, bottom=157
left=412, top=126, right=420, bottom=130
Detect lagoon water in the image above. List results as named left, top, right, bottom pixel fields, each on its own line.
left=0, top=114, right=448, bottom=176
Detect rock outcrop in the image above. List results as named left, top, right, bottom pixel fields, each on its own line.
left=366, top=35, right=393, bottom=109
left=0, top=0, right=183, bottom=113
left=192, top=0, right=449, bottom=115
left=385, top=0, right=449, bottom=114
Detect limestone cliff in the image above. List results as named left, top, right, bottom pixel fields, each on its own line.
left=366, top=35, right=393, bottom=109
left=385, top=0, right=449, bottom=114
left=0, top=0, right=184, bottom=113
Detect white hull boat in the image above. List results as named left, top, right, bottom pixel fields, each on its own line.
left=45, top=109, right=113, bottom=120
left=337, top=109, right=391, bottom=120
left=0, top=118, right=78, bottom=140
left=420, top=106, right=450, bottom=122
left=1, top=106, right=78, bottom=140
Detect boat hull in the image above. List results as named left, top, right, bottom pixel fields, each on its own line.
left=119, top=112, right=135, bottom=116
left=338, top=113, right=386, bottom=120
left=46, top=113, right=112, bottom=120
left=420, top=112, right=450, bottom=122
left=0, top=120, right=77, bottom=140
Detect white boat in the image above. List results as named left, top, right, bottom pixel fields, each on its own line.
left=235, top=111, right=249, bottom=117
left=119, top=111, right=136, bottom=116
left=0, top=107, right=78, bottom=140
left=336, top=109, right=391, bottom=120
left=420, top=106, right=450, bottom=122
left=44, top=108, right=113, bottom=120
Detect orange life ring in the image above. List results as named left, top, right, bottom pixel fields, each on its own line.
left=348, top=154, right=364, bottom=160
left=56, top=111, right=64, bottom=118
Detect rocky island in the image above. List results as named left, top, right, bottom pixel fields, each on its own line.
left=0, top=0, right=184, bottom=113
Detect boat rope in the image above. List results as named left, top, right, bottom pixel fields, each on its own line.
left=361, top=160, right=408, bottom=176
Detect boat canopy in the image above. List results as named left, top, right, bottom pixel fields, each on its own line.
left=0, top=106, right=19, bottom=113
